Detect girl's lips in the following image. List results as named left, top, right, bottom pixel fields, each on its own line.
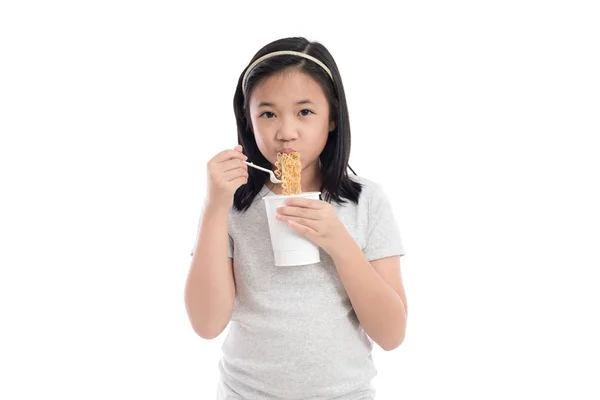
left=278, top=148, right=297, bottom=154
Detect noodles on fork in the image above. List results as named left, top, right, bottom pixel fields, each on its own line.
left=274, top=152, right=301, bottom=195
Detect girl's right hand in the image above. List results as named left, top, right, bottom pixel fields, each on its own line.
left=206, top=145, right=249, bottom=208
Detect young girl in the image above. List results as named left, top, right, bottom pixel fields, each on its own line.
left=186, top=37, right=407, bottom=400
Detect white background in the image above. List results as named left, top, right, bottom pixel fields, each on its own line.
left=1, top=1, right=599, bottom=399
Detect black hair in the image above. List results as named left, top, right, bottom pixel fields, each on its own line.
left=233, top=36, right=362, bottom=212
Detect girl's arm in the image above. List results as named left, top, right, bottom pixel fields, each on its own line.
left=275, top=191, right=408, bottom=350
left=184, top=203, right=236, bottom=339
left=330, top=241, right=407, bottom=351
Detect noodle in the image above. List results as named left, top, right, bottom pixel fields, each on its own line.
left=274, top=152, right=302, bottom=195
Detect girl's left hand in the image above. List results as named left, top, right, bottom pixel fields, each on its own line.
left=276, top=197, right=352, bottom=256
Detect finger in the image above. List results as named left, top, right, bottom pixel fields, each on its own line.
left=222, top=167, right=248, bottom=182
left=233, top=144, right=243, bottom=152
left=281, top=217, right=318, bottom=237
left=214, top=149, right=248, bottom=163
left=276, top=206, right=319, bottom=220
left=228, top=175, right=248, bottom=188
left=219, top=158, right=248, bottom=173
left=284, top=197, right=324, bottom=209
left=276, top=214, right=318, bottom=230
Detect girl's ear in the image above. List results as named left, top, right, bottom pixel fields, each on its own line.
left=329, top=120, right=336, bottom=132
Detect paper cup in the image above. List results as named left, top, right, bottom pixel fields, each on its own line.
left=263, top=192, right=321, bottom=266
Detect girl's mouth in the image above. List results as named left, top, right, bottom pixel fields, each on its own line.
left=278, top=148, right=297, bottom=154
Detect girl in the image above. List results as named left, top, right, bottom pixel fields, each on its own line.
left=185, top=37, right=408, bottom=400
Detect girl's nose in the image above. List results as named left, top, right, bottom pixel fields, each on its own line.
left=276, top=117, right=299, bottom=140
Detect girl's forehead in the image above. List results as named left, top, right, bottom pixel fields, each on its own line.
left=249, top=70, right=327, bottom=105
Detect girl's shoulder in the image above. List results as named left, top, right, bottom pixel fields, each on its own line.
left=349, top=174, right=385, bottom=194
left=348, top=174, right=390, bottom=205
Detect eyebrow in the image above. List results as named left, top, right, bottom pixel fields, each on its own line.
left=258, top=100, right=314, bottom=107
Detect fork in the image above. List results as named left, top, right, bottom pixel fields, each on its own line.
left=244, top=161, right=282, bottom=184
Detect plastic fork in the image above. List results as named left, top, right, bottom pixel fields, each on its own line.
left=244, top=161, right=282, bottom=184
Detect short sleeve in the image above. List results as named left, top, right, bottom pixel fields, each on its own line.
left=189, top=204, right=234, bottom=258
left=362, top=184, right=406, bottom=261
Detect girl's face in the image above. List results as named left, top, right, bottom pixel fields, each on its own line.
left=248, top=69, right=335, bottom=175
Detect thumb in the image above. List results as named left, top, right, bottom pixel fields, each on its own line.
left=233, top=144, right=243, bottom=153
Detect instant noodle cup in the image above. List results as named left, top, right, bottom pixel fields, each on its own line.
left=263, top=192, right=321, bottom=266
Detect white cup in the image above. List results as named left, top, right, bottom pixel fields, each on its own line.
left=263, top=192, right=321, bottom=266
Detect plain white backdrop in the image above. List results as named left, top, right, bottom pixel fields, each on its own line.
left=1, top=0, right=599, bottom=399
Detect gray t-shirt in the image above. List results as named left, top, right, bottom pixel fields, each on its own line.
left=191, top=175, right=406, bottom=399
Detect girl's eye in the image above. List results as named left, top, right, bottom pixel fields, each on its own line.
left=260, top=112, right=275, bottom=119
left=260, top=110, right=313, bottom=118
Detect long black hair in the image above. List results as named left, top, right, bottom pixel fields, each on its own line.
left=233, top=37, right=362, bottom=212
